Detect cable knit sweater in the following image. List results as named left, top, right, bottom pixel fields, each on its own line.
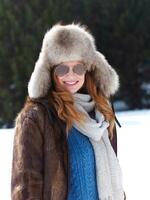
left=67, top=126, right=99, bottom=200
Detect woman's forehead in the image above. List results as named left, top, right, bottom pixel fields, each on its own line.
left=60, top=60, right=84, bottom=65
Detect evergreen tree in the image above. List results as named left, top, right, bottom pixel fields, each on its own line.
left=0, top=0, right=149, bottom=127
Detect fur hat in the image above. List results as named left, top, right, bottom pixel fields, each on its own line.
left=28, top=22, right=119, bottom=98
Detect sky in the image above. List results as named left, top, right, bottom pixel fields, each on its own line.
left=0, top=109, right=150, bottom=199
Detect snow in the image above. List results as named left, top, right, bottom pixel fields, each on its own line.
left=0, top=129, right=14, bottom=200
left=117, top=109, right=150, bottom=200
left=0, top=109, right=150, bottom=199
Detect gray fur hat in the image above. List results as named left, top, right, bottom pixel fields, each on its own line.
left=28, top=22, right=119, bottom=98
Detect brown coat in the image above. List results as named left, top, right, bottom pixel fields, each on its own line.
left=11, top=99, right=121, bottom=200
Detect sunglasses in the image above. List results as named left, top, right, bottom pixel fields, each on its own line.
left=54, top=64, right=87, bottom=77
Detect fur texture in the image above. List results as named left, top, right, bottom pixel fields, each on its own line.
left=28, top=23, right=119, bottom=98
left=11, top=100, right=119, bottom=199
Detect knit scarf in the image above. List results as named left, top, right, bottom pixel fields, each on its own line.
left=72, top=93, right=124, bottom=200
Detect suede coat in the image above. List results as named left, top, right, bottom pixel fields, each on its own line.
left=11, top=98, right=118, bottom=200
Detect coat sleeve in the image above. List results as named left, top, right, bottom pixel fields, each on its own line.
left=11, top=113, right=44, bottom=200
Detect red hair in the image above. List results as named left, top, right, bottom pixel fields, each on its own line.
left=48, top=69, right=115, bottom=139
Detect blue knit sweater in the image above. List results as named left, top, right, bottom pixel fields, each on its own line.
left=67, top=126, right=99, bottom=200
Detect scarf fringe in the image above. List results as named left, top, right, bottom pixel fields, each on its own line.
left=100, top=196, right=113, bottom=200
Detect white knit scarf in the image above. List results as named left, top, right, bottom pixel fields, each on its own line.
left=72, top=93, right=124, bottom=200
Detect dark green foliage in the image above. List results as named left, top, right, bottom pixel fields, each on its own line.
left=0, top=0, right=149, bottom=126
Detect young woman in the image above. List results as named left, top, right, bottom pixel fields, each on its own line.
left=11, top=23, right=126, bottom=200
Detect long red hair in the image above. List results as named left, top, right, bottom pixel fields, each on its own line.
left=48, top=69, right=115, bottom=140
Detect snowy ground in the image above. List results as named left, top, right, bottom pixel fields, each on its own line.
left=117, top=109, right=150, bottom=200
left=0, top=109, right=150, bottom=199
left=0, top=129, right=14, bottom=200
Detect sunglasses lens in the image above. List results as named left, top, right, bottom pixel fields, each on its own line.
left=54, top=65, right=69, bottom=76
left=54, top=64, right=87, bottom=76
left=73, top=64, right=87, bottom=75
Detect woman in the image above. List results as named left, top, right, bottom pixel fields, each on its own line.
left=11, top=23, right=126, bottom=200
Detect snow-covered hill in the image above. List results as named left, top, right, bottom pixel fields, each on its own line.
left=0, top=109, right=150, bottom=200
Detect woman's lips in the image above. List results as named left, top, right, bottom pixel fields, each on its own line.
left=63, top=81, right=78, bottom=86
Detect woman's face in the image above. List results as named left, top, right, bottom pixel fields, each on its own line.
left=54, top=61, right=86, bottom=94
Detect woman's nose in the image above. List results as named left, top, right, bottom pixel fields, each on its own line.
left=66, top=68, right=75, bottom=76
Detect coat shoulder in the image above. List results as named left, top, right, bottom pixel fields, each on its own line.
left=15, top=98, right=48, bottom=132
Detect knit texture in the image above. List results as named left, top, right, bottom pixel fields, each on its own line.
left=67, top=126, right=99, bottom=200
left=72, top=93, right=124, bottom=200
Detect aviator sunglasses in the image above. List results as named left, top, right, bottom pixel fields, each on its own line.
left=54, top=63, right=87, bottom=77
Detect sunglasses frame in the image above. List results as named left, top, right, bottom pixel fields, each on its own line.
left=54, top=63, right=87, bottom=77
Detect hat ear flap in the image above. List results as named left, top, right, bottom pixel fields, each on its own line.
left=28, top=51, right=51, bottom=98
left=93, top=51, right=119, bottom=97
